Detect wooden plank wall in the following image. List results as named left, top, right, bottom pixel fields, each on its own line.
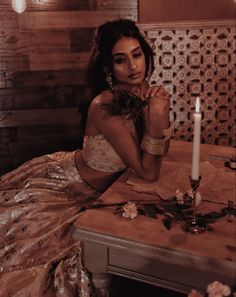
left=0, top=0, right=138, bottom=175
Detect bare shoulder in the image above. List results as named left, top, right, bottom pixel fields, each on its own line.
left=86, top=90, right=114, bottom=134
left=89, top=90, right=113, bottom=113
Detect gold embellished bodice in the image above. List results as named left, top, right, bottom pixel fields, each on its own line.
left=82, top=134, right=127, bottom=173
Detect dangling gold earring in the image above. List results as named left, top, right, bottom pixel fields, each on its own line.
left=106, top=73, right=113, bottom=90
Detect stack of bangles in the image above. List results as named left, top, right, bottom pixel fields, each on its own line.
left=141, top=125, right=172, bottom=155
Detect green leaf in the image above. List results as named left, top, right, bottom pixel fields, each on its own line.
left=206, top=225, right=213, bottom=231
left=155, top=206, right=164, bottom=214
left=162, top=214, right=173, bottom=230
left=141, top=204, right=157, bottom=219
left=162, top=203, right=179, bottom=213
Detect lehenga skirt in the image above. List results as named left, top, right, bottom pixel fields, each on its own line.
left=0, top=151, right=100, bottom=297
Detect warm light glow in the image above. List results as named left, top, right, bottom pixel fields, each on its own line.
left=195, top=97, right=200, bottom=113
left=12, top=0, right=27, bottom=13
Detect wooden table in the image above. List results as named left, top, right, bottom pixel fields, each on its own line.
left=74, top=140, right=236, bottom=296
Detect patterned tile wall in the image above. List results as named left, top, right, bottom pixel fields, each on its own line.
left=140, top=20, right=235, bottom=147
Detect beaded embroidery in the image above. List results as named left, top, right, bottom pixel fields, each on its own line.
left=82, top=134, right=127, bottom=173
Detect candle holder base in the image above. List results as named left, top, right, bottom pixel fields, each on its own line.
left=182, top=219, right=205, bottom=235
left=182, top=176, right=205, bottom=235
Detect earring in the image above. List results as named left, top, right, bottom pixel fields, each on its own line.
left=106, top=73, right=113, bottom=90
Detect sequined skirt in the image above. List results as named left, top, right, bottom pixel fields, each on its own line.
left=0, top=151, right=100, bottom=297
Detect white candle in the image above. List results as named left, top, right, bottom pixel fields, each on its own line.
left=191, top=97, right=201, bottom=180
left=11, top=0, right=27, bottom=13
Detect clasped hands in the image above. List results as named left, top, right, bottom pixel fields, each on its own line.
left=143, top=85, right=170, bottom=133
left=144, top=85, right=170, bottom=114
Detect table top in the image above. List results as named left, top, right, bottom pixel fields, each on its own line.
left=75, top=140, right=236, bottom=266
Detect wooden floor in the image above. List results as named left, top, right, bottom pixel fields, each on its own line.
left=110, top=276, right=187, bottom=297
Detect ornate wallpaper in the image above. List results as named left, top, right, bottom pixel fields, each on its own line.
left=140, top=20, right=235, bottom=147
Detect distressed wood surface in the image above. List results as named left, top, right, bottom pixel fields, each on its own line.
left=0, top=30, right=70, bottom=55
left=0, top=86, right=82, bottom=109
left=0, top=55, right=29, bottom=75
left=7, top=128, right=83, bottom=170
left=19, top=11, right=136, bottom=29
left=25, top=0, right=91, bottom=11
left=0, top=0, right=138, bottom=11
left=12, top=70, right=86, bottom=87
left=0, top=108, right=81, bottom=127
left=96, top=0, right=137, bottom=10
left=70, top=28, right=95, bottom=52
left=0, top=0, right=90, bottom=11
left=0, top=13, right=18, bottom=28
left=29, top=52, right=89, bottom=71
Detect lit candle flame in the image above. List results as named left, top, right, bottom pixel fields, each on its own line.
left=12, top=0, right=27, bottom=13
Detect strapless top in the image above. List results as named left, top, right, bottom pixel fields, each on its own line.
left=82, top=134, right=127, bottom=173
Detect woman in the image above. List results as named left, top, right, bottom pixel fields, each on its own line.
left=0, top=19, right=170, bottom=296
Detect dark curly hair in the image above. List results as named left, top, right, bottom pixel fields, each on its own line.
left=79, top=18, right=155, bottom=141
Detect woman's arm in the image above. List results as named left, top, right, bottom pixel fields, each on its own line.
left=141, top=85, right=170, bottom=180
left=87, top=87, right=170, bottom=181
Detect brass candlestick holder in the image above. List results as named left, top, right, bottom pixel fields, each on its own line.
left=182, top=176, right=206, bottom=235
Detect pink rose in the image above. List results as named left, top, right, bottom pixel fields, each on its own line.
left=207, top=281, right=231, bottom=297
left=176, top=189, right=184, bottom=204
left=122, top=202, right=138, bottom=219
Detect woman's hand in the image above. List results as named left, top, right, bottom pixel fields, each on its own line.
left=144, top=85, right=170, bottom=115
left=144, top=85, right=171, bottom=137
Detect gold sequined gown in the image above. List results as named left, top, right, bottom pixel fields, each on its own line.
left=0, top=151, right=100, bottom=297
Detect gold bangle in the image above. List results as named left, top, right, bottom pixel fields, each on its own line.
left=142, top=135, right=165, bottom=145
left=141, top=124, right=171, bottom=156
left=141, top=135, right=166, bottom=155
left=141, top=143, right=165, bottom=155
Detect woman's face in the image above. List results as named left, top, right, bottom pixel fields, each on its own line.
left=111, top=37, right=146, bottom=90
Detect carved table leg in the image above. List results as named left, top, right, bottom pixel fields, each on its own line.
left=92, top=273, right=112, bottom=297
left=79, top=240, right=112, bottom=297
